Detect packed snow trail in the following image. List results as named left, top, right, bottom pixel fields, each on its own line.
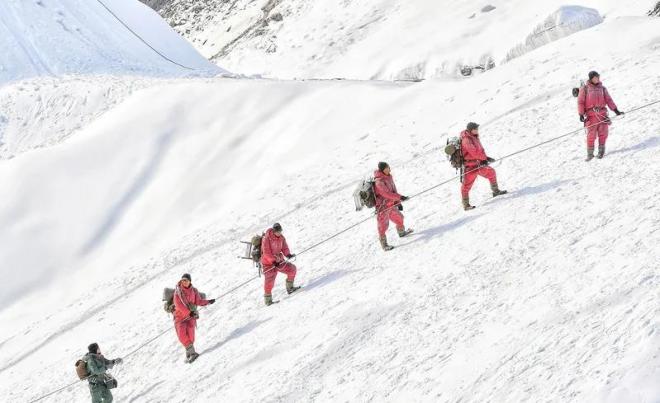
left=23, top=98, right=660, bottom=403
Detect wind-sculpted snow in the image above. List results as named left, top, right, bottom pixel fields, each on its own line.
left=0, top=0, right=222, bottom=85
left=504, top=6, right=604, bottom=62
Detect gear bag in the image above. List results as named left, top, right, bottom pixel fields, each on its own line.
left=103, top=374, right=118, bottom=389
left=163, top=287, right=175, bottom=313
left=250, top=234, right=263, bottom=264
left=239, top=234, right=264, bottom=277
left=353, top=177, right=376, bottom=211
left=444, top=137, right=464, bottom=168
left=572, top=80, right=586, bottom=98
left=75, top=358, right=89, bottom=380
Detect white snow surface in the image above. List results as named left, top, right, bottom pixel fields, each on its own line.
left=0, top=0, right=222, bottom=85
left=504, top=6, right=604, bottom=62
left=0, top=3, right=659, bottom=403
left=154, top=0, right=654, bottom=79
left=0, top=76, right=158, bottom=158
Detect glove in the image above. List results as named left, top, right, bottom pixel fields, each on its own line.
left=397, top=204, right=403, bottom=211
left=286, top=254, right=296, bottom=259
left=400, top=196, right=409, bottom=201
left=614, top=109, right=624, bottom=116
left=113, top=358, right=123, bottom=365
left=486, top=157, right=496, bottom=163
left=190, top=311, right=199, bottom=319
left=207, top=299, right=216, bottom=305
left=480, top=160, right=489, bottom=166
left=579, top=114, right=586, bottom=122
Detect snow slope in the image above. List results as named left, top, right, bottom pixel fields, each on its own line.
left=0, top=0, right=226, bottom=158
left=0, top=11, right=658, bottom=403
left=0, top=76, right=160, bottom=158
left=0, top=0, right=222, bottom=85
left=145, top=0, right=654, bottom=79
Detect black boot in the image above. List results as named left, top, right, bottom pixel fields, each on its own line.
left=491, top=182, right=508, bottom=197
left=596, top=145, right=605, bottom=159
left=397, top=227, right=414, bottom=238
left=185, top=344, right=199, bottom=363
left=586, top=147, right=594, bottom=161
left=379, top=236, right=394, bottom=251
left=264, top=294, right=274, bottom=306
left=285, top=280, right=301, bottom=295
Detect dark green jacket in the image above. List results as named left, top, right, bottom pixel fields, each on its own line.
left=84, top=353, right=115, bottom=384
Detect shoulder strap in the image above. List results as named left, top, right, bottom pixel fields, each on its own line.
left=174, top=285, right=188, bottom=306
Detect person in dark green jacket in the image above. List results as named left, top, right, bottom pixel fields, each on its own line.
left=84, top=343, right=122, bottom=403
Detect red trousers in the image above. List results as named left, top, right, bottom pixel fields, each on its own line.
left=175, top=318, right=196, bottom=347
left=461, top=166, right=497, bottom=198
left=263, top=262, right=296, bottom=294
left=586, top=122, right=609, bottom=148
left=377, top=207, right=404, bottom=237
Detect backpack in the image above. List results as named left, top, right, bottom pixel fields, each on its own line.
left=75, top=357, right=89, bottom=380
left=444, top=137, right=464, bottom=168
left=163, top=287, right=175, bottom=313
left=250, top=234, right=264, bottom=265
left=353, top=177, right=376, bottom=211
left=572, top=80, right=586, bottom=98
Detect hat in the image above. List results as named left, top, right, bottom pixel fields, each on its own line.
left=88, top=343, right=99, bottom=354
left=378, top=161, right=389, bottom=172
left=588, top=71, right=600, bottom=80
left=181, top=273, right=191, bottom=281
left=466, top=122, right=479, bottom=131
left=272, top=223, right=282, bottom=232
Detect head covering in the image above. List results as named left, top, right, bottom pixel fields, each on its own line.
left=588, top=71, right=600, bottom=80
left=181, top=273, right=191, bottom=282
left=377, top=162, right=389, bottom=172
left=272, top=223, right=282, bottom=232
left=466, top=122, right=480, bottom=131
left=88, top=343, right=99, bottom=354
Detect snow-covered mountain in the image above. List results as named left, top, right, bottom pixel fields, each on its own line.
left=141, top=0, right=655, bottom=79
left=0, top=1, right=659, bottom=403
left=0, top=0, right=221, bottom=84
left=0, top=0, right=225, bottom=158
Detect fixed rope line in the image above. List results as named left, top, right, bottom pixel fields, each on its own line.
left=26, top=98, right=660, bottom=403
left=95, top=0, right=196, bottom=71
left=28, top=379, right=82, bottom=403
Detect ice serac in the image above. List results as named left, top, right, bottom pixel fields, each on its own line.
left=505, top=6, right=604, bottom=62
left=0, top=0, right=223, bottom=85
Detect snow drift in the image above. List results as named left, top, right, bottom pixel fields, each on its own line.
left=0, top=0, right=222, bottom=85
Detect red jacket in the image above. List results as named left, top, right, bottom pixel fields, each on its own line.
left=373, top=170, right=401, bottom=211
left=460, top=130, right=488, bottom=167
left=260, top=228, right=291, bottom=267
left=173, top=281, right=209, bottom=322
left=578, top=81, right=617, bottom=116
